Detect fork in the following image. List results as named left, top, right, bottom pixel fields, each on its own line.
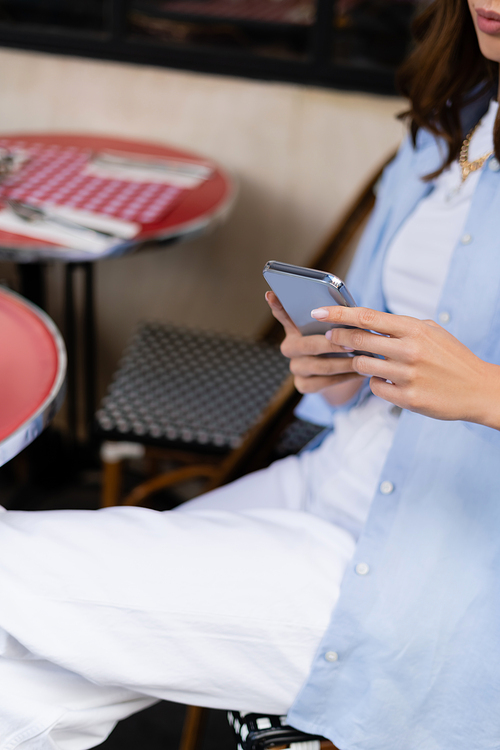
left=5, top=199, right=118, bottom=239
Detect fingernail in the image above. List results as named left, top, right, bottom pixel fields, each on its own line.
left=325, top=329, right=333, bottom=340
left=311, top=307, right=328, bottom=320
left=341, top=346, right=355, bottom=352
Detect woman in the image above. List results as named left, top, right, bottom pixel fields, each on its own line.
left=1, top=1, right=500, bottom=748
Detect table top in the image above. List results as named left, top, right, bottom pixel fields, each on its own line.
left=0, top=286, right=66, bottom=467
left=0, top=133, right=236, bottom=263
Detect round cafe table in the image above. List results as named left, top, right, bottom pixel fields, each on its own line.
left=0, top=286, right=66, bottom=467
left=0, top=134, right=235, bottom=439
left=0, top=133, right=235, bottom=262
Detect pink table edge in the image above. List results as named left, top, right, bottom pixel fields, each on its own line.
left=0, top=287, right=67, bottom=467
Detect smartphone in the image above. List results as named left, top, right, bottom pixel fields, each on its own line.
left=263, top=260, right=357, bottom=336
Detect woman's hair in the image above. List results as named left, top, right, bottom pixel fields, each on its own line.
left=397, top=0, right=499, bottom=178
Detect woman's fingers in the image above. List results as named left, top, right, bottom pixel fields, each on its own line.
left=294, top=372, right=364, bottom=394
left=265, top=292, right=367, bottom=397
left=289, top=353, right=357, bottom=378
left=326, top=325, right=397, bottom=358
left=266, top=293, right=346, bottom=355
left=312, top=305, right=418, bottom=338
left=265, top=292, right=299, bottom=336
left=351, top=355, right=407, bottom=383
left=369, top=377, right=401, bottom=403
left=282, top=334, right=346, bottom=359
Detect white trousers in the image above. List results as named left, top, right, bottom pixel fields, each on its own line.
left=0, top=398, right=398, bottom=750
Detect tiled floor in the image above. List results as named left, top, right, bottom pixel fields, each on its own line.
left=0, top=430, right=236, bottom=750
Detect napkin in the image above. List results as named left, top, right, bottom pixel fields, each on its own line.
left=0, top=204, right=139, bottom=254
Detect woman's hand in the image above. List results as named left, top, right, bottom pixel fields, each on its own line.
left=311, top=304, right=500, bottom=427
left=266, top=292, right=365, bottom=405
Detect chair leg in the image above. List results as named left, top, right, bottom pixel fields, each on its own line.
left=101, top=459, right=123, bottom=508
left=122, top=464, right=221, bottom=506
left=179, top=706, right=209, bottom=750
left=99, top=441, right=146, bottom=507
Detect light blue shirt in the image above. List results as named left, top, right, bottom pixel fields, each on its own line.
left=288, top=93, right=500, bottom=750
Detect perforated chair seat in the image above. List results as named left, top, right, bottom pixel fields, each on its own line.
left=96, top=322, right=292, bottom=452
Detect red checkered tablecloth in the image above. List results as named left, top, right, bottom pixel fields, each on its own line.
left=0, top=140, right=185, bottom=225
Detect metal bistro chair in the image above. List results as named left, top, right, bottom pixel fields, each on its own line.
left=94, top=153, right=393, bottom=750
left=228, top=711, right=338, bottom=750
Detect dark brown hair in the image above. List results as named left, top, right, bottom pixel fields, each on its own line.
left=397, top=0, right=499, bottom=178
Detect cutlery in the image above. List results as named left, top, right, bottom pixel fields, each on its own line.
left=5, top=199, right=119, bottom=240
left=91, top=152, right=213, bottom=179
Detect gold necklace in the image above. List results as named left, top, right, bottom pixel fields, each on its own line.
left=459, top=122, right=493, bottom=182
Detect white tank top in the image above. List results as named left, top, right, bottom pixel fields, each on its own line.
left=383, top=99, right=498, bottom=318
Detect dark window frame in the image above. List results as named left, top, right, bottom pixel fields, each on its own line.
left=0, top=0, right=405, bottom=95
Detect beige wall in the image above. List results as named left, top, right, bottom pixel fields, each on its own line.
left=0, top=48, right=405, bottom=407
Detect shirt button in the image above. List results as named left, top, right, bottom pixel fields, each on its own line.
left=438, top=311, right=450, bottom=324
left=461, top=233, right=472, bottom=245
left=489, top=157, right=500, bottom=172
left=325, top=651, right=339, bottom=663
left=379, top=480, right=394, bottom=495
left=355, top=562, right=370, bottom=576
